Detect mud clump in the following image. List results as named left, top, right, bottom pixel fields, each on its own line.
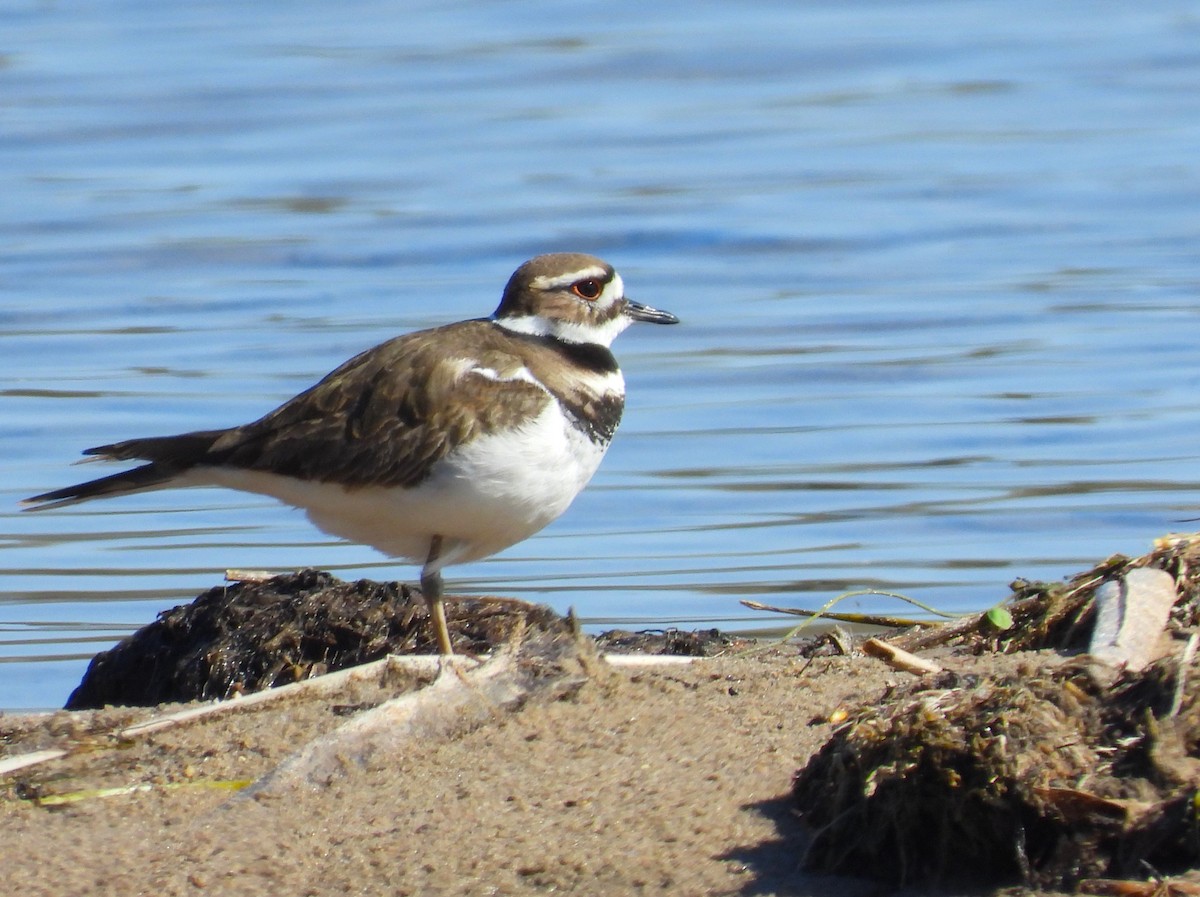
left=65, top=569, right=569, bottom=709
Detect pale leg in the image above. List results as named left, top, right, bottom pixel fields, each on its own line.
left=420, top=535, right=454, bottom=655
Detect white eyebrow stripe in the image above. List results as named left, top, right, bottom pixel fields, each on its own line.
left=530, top=266, right=611, bottom=291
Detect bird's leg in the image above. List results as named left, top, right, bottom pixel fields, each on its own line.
left=420, top=535, right=454, bottom=655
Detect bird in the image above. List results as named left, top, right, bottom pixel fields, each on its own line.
left=23, top=253, right=679, bottom=655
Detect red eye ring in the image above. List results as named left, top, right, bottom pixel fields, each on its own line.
left=571, top=280, right=603, bottom=300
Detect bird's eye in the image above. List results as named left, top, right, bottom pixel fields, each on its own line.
left=571, top=280, right=603, bottom=300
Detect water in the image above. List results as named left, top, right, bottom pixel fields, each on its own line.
left=3, top=0, right=1200, bottom=709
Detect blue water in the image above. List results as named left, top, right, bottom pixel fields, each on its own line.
left=3, top=0, right=1200, bottom=709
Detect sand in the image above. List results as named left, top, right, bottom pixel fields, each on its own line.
left=0, top=633, right=1070, bottom=897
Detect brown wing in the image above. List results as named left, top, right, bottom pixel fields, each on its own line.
left=203, top=321, right=553, bottom=488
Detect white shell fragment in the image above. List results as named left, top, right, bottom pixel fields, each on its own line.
left=1089, top=567, right=1177, bottom=672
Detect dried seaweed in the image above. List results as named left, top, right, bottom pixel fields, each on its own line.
left=65, top=569, right=568, bottom=708
left=793, top=534, right=1200, bottom=889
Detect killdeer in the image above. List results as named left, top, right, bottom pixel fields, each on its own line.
left=24, top=253, right=679, bottom=654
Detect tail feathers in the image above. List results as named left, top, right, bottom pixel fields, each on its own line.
left=24, top=428, right=229, bottom=511
left=22, top=463, right=180, bottom=510
left=82, top=429, right=227, bottom=465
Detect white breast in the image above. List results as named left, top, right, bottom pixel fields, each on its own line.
left=197, top=401, right=611, bottom=572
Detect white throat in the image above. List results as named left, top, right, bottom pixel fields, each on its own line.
left=493, top=312, right=631, bottom=348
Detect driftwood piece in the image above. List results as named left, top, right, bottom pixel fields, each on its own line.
left=247, top=625, right=596, bottom=796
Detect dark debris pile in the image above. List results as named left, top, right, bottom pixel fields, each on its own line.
left=793, top=533, right=1200, bottom=890
left=65, top=569, right=569, bottom=709
left=593, top=627, right=751, bottom=657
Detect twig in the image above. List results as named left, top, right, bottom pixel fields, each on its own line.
left=30, top=778, right=253, bottom=807
left=224, top=569, right=274, bottom=583
left=603, top=655, right=699, bottom=667
left=0, top=656, right=443, bottom=778
left=740, top=599, right=931, bottom=630
left=0, top=749, right=69, bottom=777
left=861, top=638, right=943, bottom=675
left=890, top=606, right=998, bottom=653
